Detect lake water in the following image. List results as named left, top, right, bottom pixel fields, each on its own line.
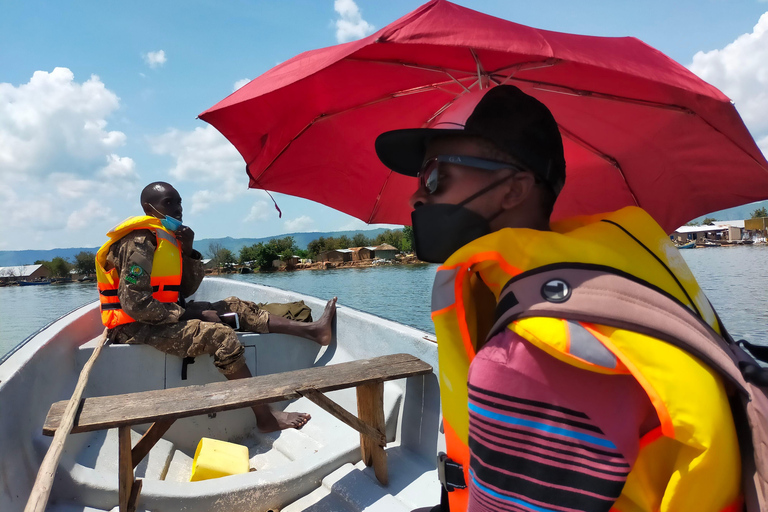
left=1, top=246, right=767, bottom=358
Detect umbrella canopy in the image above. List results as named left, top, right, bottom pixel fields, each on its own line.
left=200, top=0, right=768, bottom=233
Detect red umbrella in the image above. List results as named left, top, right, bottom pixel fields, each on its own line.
left=200, top=0, right=768, bottom=233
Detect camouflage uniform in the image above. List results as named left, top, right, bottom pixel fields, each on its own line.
left=107, top=230, right=310, bottom=375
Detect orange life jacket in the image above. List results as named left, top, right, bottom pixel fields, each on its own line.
left=95, top=216, right=183, bottom=329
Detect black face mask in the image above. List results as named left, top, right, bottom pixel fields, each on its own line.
left=411, top=175, right=511, bottom=263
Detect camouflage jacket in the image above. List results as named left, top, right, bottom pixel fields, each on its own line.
left=105, top=230, right=204, bottom=324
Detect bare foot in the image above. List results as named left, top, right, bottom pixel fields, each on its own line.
left=255, top=408, right=311, bottom=433
left=264, top=297, right=337, bottom=346
left=308, top=297, right=337, bottom=346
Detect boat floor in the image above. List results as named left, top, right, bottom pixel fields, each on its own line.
left=48, top=332, right=440, bottom=511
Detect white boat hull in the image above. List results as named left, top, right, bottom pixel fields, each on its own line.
left=0, top=277, right=443, bottom=512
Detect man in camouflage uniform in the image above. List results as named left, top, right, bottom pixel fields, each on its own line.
left=104, top=181, right=337, bottom=432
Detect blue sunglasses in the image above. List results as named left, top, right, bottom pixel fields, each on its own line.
left=418, top=155, right=523, bottom=195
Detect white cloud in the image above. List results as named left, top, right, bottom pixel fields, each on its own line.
left=689, top=12, right=768, bottom=140
left=144, top=50, right=167, bottom=68
left=244, top=201, right=270, bottom=223
left=98, top=154, right=138, bottom=180
left=337, top=218, right=403, bottom=232
left=284, top=215, right=315, bottom=232
left=334, top=0, right=374, bottom=43
left=150, top=125, right=246, bottom=214
left=233, top=78, right=250, bottom=92
left=67, top=199, right=112, bottom=231
left=0, top=68, right=136, bottom=248
left=0, top=67, right=125, bottom=178
left=759, top=134, right=768, bottom=156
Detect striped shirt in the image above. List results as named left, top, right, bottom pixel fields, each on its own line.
left=466, top=329, right=658, bottom=512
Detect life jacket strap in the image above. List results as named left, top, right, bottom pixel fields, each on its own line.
left=437, top=452, right=466, bottom=493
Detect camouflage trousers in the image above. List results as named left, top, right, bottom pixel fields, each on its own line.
left=112, top=298, right=312, bottom=375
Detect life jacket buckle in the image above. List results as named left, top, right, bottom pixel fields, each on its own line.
left=437, top=452, right=466, bottom=492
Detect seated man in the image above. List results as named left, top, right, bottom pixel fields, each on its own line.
left=96, top=181, right=337, bottom=432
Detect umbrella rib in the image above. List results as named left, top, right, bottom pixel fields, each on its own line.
left=249, top=77, right=477, bottom=179
left=557, top=125, right=640, bottom=207
left=470, top=48, right=488, bottom=89
left=249, top=117, right=320, bottom=183
left=367, top=170, right=393, bottom=224
left=343, top=56, right=559, bottom=84
left=499, top=77, right=695, bottom=114
left=343, top=57, right=480, bottom=78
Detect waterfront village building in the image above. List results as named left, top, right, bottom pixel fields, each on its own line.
left=0, top=264, right=51, bottom=284
left=745, top=217, right=768, bottom=241
left=319, top=245, right=400, bottom=263
left=672, top=221, right=747, bottom=244
left=351, top=247, right=376, bottom=261
left=318, top=249, right=354, bottom=263
left=372, top=244, right=399, bottom=260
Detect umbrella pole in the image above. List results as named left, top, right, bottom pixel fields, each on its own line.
left=24, top=328, right=110, bottom=512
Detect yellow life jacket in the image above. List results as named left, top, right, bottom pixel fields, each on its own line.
left=96, top=216, right=183, bottom=329
left=431, top=206, right=741, bottom=512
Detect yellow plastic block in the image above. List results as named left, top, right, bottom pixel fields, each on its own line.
left=189, top=437, right=250, bottom=481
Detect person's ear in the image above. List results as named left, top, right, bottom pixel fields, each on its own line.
left=142, top=202, right=158, bottom=217
left=499, top=171, right=536, bottom=210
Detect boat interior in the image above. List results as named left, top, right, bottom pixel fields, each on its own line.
left=0, top=278, right=442, bottom=512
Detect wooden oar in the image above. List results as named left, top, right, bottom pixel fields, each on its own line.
left=24, top=328, right=110, bottom=512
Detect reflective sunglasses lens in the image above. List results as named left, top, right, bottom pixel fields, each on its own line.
left=420, top=159, right=439, bottom=194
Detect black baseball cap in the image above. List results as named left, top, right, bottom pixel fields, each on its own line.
left=375, top=85, right=566, bottom=194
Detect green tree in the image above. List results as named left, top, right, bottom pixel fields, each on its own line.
left=219, top=248, right=236, bottom=266
left=268, top=236, right=297, bottom=261
left=352, top=233, right=371, bottom=247
left=307, top=237, right=326, bottom=259
left=702, top=217, right=718, bottom=225
left=239, top=244, right=260, bottom=266
left=253, top=242, right=279, bottom=271
left=375, top=229, right=405, bottom=251
left=751, top=207, right=768, bottom=219
left=337, top=235, right=352, bottom=249
left=46, top=257, right=72, bottom=277
left=207, top=242, right=235, bottom=271
left=402, top=226, right=414, bottom=252
left=73, top=251, right=96, bottom=275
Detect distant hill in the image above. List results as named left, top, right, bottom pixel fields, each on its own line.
left=691, top=199, right=768, bottom=224
left=0, top=227, right=394, bottom=267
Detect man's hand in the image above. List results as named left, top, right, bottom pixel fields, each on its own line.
left=175, top=225, right=195, bottom=256
left=179, top=307, right=221, bottom=323
left=200, top=310, right=222, bottom=323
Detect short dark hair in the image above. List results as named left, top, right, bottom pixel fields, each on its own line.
left=140, top=182, right=174, bottom=205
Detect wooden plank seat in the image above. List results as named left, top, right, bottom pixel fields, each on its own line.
left=43, top=353, right=432, bottom=512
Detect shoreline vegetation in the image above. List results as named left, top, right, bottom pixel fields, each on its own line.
left=1, top=229, right=416, bottom=285
left=205, top=229, right=418, bottom=274
left=206, top=253, right=425, bottom=276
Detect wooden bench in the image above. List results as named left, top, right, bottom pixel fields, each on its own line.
left=43, top=353, right=432, bottom=512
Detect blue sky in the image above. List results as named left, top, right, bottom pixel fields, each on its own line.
left=2, top=0, right=768, bottom=250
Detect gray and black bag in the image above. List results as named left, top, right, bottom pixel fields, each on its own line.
left=489, top=264, right=768, bottom=512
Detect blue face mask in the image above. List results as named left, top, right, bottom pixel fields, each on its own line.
left=161, top=215, right=183, bottom=232
left=148, top=204, right=183, bottom=232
